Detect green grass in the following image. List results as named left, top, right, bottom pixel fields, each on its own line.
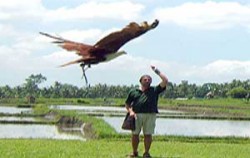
left=157, top=98, right=249, bottom=108
left=0, top=139, right=250, bottom=158
left=158, top=98, right=250, bottom=118
left=0, top=97, right=126, bottom=107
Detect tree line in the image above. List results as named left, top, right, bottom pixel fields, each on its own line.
left=0, top=74, right=250, bottom=99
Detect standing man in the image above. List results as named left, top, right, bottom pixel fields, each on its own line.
left=125, top=65, right=168, bottom=158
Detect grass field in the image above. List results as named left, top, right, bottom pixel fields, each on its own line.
left=0, top=139, right=250, bottom=158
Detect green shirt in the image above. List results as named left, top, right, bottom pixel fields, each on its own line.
left=125, top=84, right=166, bottom=113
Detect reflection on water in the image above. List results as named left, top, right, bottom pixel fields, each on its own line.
left=102, top=117, right=250, bottom=137
left=0, top=106, right=32, bottom=114
left=3, top=105, right=250, bottom=138
left=51, top=105, right=181, bottom=114
left=51, top=105, right=126, bottom=112
left=0, top=124, right=85, bottom=141
left=0, top=106, right=85, bottom=140
left=156, top=118, right=250, bottom=137
left=0, top=116, right=35, bottom=121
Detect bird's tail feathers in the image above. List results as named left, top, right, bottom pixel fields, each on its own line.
left=39, top=32, right=73, bottom=43
left=40, top=31, right=92, bottom=53
left=52, top=41, right=64, bottom=44
left=59, top=58, right=83, bottom=67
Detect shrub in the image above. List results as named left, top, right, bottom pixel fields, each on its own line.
left=226, top=87, right=248, bottom=98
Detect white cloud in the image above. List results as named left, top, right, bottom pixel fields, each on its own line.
left=102, top=56, right=250, bottom=84
left=0, top=0, right=41, bottom=9
left=44, top=1, right=144, bottom=21
left=60, top=29, right=102, bottom=42
left=154, top=1, right=250, bottom=30
left=203, top=60, right=250, bottom=77
left=174, top=60, right=250, bottom=84
left=0, top=45, right=34, bottom=72
left=0, top=24, right=20, bottom=38
left=0, top=1, right=144, bottom=22
left=41, top=50, right=79, bottom=67
left=0, top=0, right=44, bottom=20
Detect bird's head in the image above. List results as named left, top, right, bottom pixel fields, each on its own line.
left=112, top=50, right=127, bottom=59
left=117, top=51, right=127, bottom=56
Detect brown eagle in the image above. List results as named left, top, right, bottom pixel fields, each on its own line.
left=40, top=19, right=159, bottom=84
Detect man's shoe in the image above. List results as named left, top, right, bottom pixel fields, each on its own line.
left=143, top=152, right=151, bottom=158
left=127, top=151, right=138, bottom=157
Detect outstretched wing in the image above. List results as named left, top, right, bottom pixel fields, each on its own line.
left=40, top=19, right=158, bottom=67
left=39, top=32, right=93, bottom=56
left=94, top=19, right=159, bottom=53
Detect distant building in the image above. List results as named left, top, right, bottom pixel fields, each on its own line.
left=26, top=95, right=36, bottom=104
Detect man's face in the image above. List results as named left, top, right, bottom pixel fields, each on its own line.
left=140, top=76, right=152, bottom=88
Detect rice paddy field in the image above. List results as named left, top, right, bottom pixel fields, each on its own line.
left=1, top=98, right=250, bottom=158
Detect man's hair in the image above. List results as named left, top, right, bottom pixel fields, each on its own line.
left=139, top=74, right=152, bottom=83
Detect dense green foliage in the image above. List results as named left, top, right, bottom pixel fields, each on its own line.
left=227, top=87, right=248, bottom=98
left=1, top=74, right=250, bottom=99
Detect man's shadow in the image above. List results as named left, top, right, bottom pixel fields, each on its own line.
left=132, top=156, right=181, bottom=158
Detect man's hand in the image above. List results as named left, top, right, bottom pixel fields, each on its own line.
left=126, top=104, right=137, bottom=119
left=151, top=65, right=160, bottom=75
left=129, top=110, right=137, bottom=119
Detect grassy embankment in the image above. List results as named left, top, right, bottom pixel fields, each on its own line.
left=35, top=97, right=250, bottom=119
left=158, top=98, right=250, bottom=120
left=2, top=97, right=250, bottom=117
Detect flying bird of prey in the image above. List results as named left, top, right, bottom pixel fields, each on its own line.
left=40, top=19, right=159, bottom=85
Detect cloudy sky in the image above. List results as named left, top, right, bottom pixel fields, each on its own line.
left=1, top=0, right=250, bottom=87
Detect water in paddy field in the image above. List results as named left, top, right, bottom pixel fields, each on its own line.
left=0, top=106, right=85, bottom=140
left=0, top=106, right=32, bottom=114
left=2, top=105, right=250, bottom=139
left=52, top=105, right=250, bottom=137
left=0, top=124, right=85, bottom=140
left=102, top=116, right=250, bottom=137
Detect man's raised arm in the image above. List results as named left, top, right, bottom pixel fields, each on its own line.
left=151, top=65, right=168, bottom=88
